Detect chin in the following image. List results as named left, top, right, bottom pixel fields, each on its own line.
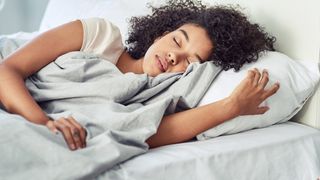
left=147, top=70, right=161, bottom=77
left=148, top=72, right=158, bottom=77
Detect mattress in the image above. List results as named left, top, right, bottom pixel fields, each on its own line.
left=100, top=122, right=320, bottom=180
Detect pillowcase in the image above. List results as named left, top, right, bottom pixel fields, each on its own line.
left=196, top=51, right=320, bottom=140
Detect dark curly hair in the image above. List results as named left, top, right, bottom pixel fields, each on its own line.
left=126, top=0, right=276, bottom=71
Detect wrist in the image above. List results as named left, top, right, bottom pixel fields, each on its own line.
left=223, top=97, right=240, bottom=119
left=44, top=116, right=54, bottom=125
left=37, top=116, right=52, bottom=126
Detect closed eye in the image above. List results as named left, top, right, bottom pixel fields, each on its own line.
left=173, top=37, right=180, bottom=47
left=173, top=37, right=190, bottom=64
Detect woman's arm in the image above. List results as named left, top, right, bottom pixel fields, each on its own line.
left=146, top=97, right=237, bottom=148
left=146, top=68, right=280, bottom=148
left=0, top=20, right=83, bottom=125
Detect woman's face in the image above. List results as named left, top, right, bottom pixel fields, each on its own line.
left=142, top=23, right=213, bottom=77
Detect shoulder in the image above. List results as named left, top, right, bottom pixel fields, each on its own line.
left=79, top=17, right=125, bottom=64
left=79, top=17, right=121, bottom=34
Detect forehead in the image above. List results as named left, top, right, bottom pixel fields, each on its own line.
left=174, top=24, right=213, bottom=61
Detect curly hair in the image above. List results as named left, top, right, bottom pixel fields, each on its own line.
left=126, top=0, right=276, bottom=71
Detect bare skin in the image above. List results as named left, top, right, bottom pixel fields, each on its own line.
left=116, top=24, right=212, bottom=77
left=0, top=20, right=279, bottom=150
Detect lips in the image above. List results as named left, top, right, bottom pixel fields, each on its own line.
left=156, top=55, right=167, bottom=72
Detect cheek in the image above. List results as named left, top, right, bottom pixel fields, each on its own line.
left=144, top=42, right=158, bottom=60
left=142, top=45, right=158, bottom=72
left=143, top=50, right=155, bottom=71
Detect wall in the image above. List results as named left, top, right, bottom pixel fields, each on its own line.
left=0, top=0, right=49, bottom=34
left=203, top=0, right=320, bottom=61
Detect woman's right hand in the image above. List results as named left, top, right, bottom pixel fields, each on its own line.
left=228, top=68, right=280, bottom=116
left=46, top=116, right=87, bottom=151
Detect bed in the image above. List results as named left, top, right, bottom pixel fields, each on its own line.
left=1, top=0, right=320, bottom=180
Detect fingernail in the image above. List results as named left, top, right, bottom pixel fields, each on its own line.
left=71, top=144, right=75, bottom=150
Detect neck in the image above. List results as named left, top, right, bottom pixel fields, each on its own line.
left=116, top=51, right=144, bottom=74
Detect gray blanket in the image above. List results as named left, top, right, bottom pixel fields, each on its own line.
left=0, top=37, right=221, bottom=180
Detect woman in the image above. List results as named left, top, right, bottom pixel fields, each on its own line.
left=0, top=0, right=279, bottom=150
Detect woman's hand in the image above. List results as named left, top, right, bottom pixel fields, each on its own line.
left=46, top=116, right=87, bottom=151
left=228, top=68, right=280, bottom=116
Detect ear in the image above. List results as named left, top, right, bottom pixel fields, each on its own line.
left=154, top=31, right=170, bottom=42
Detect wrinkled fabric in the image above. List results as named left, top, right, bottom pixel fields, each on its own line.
left=0, top=38, right=221, bottom=180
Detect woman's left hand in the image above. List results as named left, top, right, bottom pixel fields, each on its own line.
left=228, top=68, right=280, bottom=116
left=46, top=116, right=87, bottom=151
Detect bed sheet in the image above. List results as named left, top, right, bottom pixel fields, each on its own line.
left=100, top=122, right=320, bottom=180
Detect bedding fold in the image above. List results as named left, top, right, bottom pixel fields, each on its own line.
left=0, top=38, right=221, bottom=180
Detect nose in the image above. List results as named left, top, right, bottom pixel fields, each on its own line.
left=168, top=52, right=183, bottom=65
left=167, top=52, right=176, bottom=65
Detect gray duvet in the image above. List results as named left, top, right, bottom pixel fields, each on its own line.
left=0, top=37, right=221, bottom=180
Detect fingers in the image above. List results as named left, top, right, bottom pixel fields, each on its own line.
left=46, top=120, right=59, bottom=134
left=246, top=69, right=255, bottom=80
left=68, top=116, right=87, bottom=148
left=250, top=68, right=280, bottom=100
left=244, top=68, right=280, bottom=115
left=54, top=117, right=86, bottom=151
left=252, top=68, right=261, bottom=86
left=255, top=106, right=270, bottom=115
left=258, top=69, right=269, bottom=89
left=61, top=118, right=83, bottom=150
left=247, top=68, right=268, bottom=87
left=248, top=68, right=278, bottom=91
left=54, top=119, right=77, bottom=150
left=262, top=82, right=280, bottom=100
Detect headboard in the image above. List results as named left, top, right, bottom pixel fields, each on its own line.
left=40, top=0, right=320, bottom=128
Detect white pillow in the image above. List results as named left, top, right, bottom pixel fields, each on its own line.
left=196, top=51, right=320, bottom=140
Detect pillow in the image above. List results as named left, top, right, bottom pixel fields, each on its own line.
left=196, top=51, right=320, bottom=140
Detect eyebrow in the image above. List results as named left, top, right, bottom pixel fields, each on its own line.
left=179, top=29, right=204, bottom=62
left=179, top=29, right=189, bottom=41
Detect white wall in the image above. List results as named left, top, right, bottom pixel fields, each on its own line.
left=0, top=0, right=49, bottom=34
left=203, top=0, right=320, bottom=61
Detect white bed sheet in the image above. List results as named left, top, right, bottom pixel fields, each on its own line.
left=101, top=122, right=320, bottom=180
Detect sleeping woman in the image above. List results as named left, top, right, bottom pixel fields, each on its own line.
left=0, top=0, right=279, bottom=150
